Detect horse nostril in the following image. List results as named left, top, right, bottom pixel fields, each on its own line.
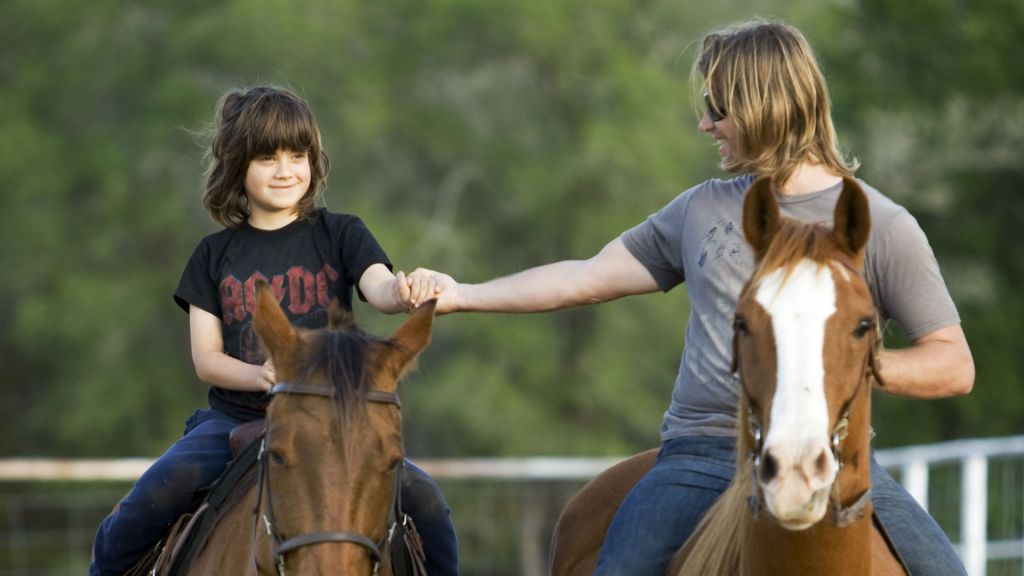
left=814, top=448, right=832, bottom=478
left=759, top=450, right=778, bottom=483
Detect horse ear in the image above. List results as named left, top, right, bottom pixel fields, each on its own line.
left=254, top=281, right=298, bottom=357
left=386, top=299, right=436, bottom=378
left=832, top=178, right=871, bottom=261
left=742, top=176, right=781, bottom=261
left=327, top=300, right=355, bottom=330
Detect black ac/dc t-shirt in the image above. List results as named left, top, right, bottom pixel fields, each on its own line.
left=173, top=209, right=391, bottom=421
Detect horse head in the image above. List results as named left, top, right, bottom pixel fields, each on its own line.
left=253, top=281, right=435, bottom=574
left=734, top=176, right=879, bottom=531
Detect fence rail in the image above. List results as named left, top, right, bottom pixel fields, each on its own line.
left=2, top=436, right=1022, bottom=575
left=876, top=435, right=1024, bottom=576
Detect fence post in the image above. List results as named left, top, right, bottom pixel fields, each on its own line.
left=902, top=460, right=930, bottom=511
left=962, top=454, right=988, bottom=576
left=519, top=483, right=546, bottom=576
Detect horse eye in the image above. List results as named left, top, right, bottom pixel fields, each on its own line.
left=852, top=318, right=875, bottom=339
left=733, top=316, right=750, bottom=336
left=269, top=450, right=287, bottom=466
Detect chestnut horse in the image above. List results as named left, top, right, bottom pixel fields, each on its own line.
left=184, top=283, right=435, bottom=575
left=551, top=177, right=907, bottom=575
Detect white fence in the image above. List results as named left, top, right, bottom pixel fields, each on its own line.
left=876, top=435, right=1024, bottom=576
left=1, top=436, right=1022, bottom=575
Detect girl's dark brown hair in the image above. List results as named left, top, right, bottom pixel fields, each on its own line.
left=203, top=86, right=331, bottom=227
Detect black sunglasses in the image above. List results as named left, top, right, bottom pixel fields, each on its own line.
left=704, top=92, right=727, bottom=122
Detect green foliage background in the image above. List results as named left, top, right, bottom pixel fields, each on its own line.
left=1, top=0, right=1020, bottom=459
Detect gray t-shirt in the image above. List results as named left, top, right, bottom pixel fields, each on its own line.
left=621, top=174, right=960, bottom=440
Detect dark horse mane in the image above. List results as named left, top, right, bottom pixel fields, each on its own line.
left=291, top=326, right=399, bottom=419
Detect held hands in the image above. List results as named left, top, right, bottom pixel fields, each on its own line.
left=395, top=268, right=458, bottom=314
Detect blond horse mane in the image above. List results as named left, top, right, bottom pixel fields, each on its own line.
left=670, top=419, right=753, bottom=576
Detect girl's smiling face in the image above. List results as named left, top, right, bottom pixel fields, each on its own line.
left=244, top=148, right=312, bottom=228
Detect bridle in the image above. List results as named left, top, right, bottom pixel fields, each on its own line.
left=745, top=402, right=869, bottom=527
left=739, top=258, right=883, bottom=529
left=256, top=382, right=405, bottom=576
left=742, top=326, right=880, bottom=529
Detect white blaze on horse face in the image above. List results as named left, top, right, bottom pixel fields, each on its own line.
left=755, top=258, right=839, bottom=528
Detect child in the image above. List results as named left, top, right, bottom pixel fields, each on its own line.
left=90, top=86, right=459, bottom=576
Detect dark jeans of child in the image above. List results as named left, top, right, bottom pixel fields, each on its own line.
left=90, top=408, right=459, bottom=575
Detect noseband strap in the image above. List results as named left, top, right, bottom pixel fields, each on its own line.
left=745, top=387, right=871, bottom=527
left=276, top=531, right=383, bottom=559
left=258, top=381, right=403, bottom=575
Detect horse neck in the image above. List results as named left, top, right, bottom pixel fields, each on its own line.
left=743, top=514, right=873, bottom=576
left=742, top=382, right=875, bottom=576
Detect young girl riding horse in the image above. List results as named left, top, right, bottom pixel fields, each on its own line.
left=90, top=85, right=458, bottom=576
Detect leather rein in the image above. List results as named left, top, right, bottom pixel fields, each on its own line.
left=255, top=382, right=405, bottom=576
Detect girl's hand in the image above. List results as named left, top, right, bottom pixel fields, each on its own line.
left=394, top=270, right=413, bottom=310
left=258, top=358, right=276, bottom=391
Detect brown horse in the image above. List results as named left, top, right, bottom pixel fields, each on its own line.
left=551, top=177, right=907, bottom=576
left=183, top=283, right=435, bottom=575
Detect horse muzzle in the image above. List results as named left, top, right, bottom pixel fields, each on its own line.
left=756, top=439, right=838, bottom=530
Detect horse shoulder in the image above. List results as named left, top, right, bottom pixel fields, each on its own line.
left=186, top=483, right=260, bottom=575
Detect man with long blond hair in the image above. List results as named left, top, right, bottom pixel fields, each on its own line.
left=407, top=19, right=972, bottom=575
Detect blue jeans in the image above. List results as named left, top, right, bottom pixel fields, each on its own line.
left=90, top=408, right=459, bottom=576
left=403, top=460, right=460, bottom=575
left=871, top=453, right=966, bottom=576
left=594, top=436, right=965, bottom=576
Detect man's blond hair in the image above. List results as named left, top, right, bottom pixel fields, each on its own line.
left=694, top=20, right=858, bottom=185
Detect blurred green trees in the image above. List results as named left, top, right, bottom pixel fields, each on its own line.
left=0, top=0, right=1019, bottom=458
left=821, top=0, right=1024, bottom=444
